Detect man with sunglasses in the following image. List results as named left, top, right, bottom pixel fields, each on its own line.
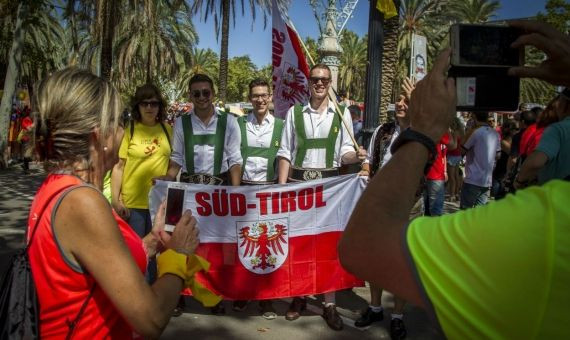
left=162, top=73, right=242, bottom=314
left=232, top=78, right=284, bottom=318
left=276, top=63, right=366, bottom=331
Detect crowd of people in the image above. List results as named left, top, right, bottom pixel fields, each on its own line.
left=20, top=20, right=570, bottom=339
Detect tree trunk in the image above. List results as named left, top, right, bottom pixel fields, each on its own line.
left=218, top=0, right=230, bottom=103
left=0, top=2, right=26, bottom=165
left=100, top=0, right=116, bottom=81
left=379, top=1, right=400, bottom=124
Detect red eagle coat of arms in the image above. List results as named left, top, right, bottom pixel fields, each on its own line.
left=237, top=218, right=289, bottom=274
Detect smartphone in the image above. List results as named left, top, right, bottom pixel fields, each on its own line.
left=450, top=24, right=524, bottom=67
left=164, top=184, right=186, bottom=232
left=449, top=66, right=520, bottom=112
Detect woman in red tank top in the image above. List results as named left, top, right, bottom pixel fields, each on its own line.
left=28, top=68, right=200, bottom=339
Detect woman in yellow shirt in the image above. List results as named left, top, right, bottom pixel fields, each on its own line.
left=112, top=84, right=172, bottom=283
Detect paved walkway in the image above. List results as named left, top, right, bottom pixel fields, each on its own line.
left=0, top=162, right=446, bottom=339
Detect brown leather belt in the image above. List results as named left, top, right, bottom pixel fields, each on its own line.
left=241, top=179, right=276, bottom=186
left=289, top=167, right=339, bottom=182
left=180, top=172, right=228, bottom=185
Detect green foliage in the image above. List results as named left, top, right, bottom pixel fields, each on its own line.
left=338, top=30, right=367, bottom=101
left=226, top=55, right=258, bottom=102
left=536, top=0, right=570, bottom=33
left=303, top=36, right=319, bottom=64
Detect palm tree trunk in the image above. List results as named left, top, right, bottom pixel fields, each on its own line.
left=218, top=0, right=230, bottom=103
left=100, top=0, right=116, bottom=81
left=0, top=2, right=26, bottom=165
left=379, top=0, right=400, bottom=124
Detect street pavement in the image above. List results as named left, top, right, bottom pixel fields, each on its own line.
left=0, top=162, right=448, bottom=339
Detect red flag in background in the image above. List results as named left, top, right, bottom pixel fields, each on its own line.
left=272, top=0, right=310, bottom=119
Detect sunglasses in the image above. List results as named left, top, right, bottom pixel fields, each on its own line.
left=309, top=77, right=331, bottom=86
left=192, top=89, right=212, bottom=99
left=139, top=100, right=160, bottom=108
left=251, top=93, right=270, bottom=100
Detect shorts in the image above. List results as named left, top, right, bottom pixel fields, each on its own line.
left=447, top=155, right=462, bottom=166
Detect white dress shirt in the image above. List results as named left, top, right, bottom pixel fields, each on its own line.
left=170, top=108, right=242, bottom=174
left=242, top=113, right=279, bottom=182
left=277, top=101, right=355, bottom=168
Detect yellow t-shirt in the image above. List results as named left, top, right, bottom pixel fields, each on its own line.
left=119, top=121, right=172, bottom=209
left=406, top=180, right=570, bottom=339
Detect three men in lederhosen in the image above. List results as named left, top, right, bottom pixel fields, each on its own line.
left=232, top=78, right=284, bottom=319
left=163, top=73, right=243, bottom=315
left=276, top=64, right=367, bottom=330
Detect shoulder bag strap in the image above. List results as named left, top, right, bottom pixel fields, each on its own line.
left=65, top=282, right=96, bottom=340
left=159, top=122, right=172, bottom=150
left=25, top=184, right=79, bottom=251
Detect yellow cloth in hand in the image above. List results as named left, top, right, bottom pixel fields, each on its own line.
left=157, top=250, right=222, bottom=307
left=376, top=0, right=397, bottom=19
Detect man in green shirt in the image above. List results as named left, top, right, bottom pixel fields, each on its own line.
left=339, top=21, right=570, bottom=339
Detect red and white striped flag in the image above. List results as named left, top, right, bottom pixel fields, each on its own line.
left=150, top=175, right=365, bottom=300
left=271, top=0, right=310, bottom=119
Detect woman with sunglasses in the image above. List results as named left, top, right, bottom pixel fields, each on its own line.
left=111, top=84, right=172, bottom=283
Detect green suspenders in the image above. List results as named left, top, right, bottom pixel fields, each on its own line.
left=293, top=104, right=343, bottom=168
left=238, top=115, right=284, bottom=180
left=181, top=113, right=227, bottom=175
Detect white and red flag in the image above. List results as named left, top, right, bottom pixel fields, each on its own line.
left=150, top=175, right=365, bottom=300
left=271, top=0, right=310, bottom=119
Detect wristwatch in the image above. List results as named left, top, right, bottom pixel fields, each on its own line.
left=390, top=128, right=437, bottom=175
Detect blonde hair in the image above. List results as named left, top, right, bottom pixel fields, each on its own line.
left=34, top=68, right=123, bottom=171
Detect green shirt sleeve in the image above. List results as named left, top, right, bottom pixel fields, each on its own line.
left=406, top=181, right=570, bottom=339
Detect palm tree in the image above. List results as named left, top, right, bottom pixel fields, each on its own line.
left=379, top=0, right=401, bottom=124
left=114, top=0, right=198, bottom=89
left=176, top=47, right=220, bottom=94
left=190, top=0, right=274, bottom=103
left=0, top=1, right=65, bottom=159
left=449, top=0, right=500, bottom=24
left=338, top=30, right=367, bottom=102
left=396, top=0, right=447, bottom=81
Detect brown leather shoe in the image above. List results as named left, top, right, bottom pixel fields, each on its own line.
left=285, top=297, right=306, bottom=321
left=211, top=301, right=226, bottom=315
left=322, top=304, right=344, bottom=331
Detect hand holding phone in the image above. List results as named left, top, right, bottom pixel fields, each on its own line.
left=165, top=184, right=186, bottom=232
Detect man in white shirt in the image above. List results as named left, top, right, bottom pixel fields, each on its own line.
left=238, top=78, right=284, bottom=185
left=162, top=73, right=242, bottom=316
left=164, top=73, right=242, bottom=186
left=276, top=63, right=366, bottom=331
left=460, top=111, right=500, bottom=209
left=232, top=78, right=283, bottom=318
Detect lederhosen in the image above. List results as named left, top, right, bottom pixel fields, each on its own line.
left=180, top=112, right=229, bottom=185
left=237, top=115, right=284, bottom=186
left=371, top=122, right=425, bottom=201
left=289, top=104, right=344, bottom=182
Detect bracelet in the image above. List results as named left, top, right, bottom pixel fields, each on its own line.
left=390, top=128, right=437, bottom=175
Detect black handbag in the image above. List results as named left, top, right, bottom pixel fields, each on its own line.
left=0, top=185, right=94, bottom=339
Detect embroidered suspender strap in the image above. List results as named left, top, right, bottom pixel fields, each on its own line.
left=181, top=114, right=227, bottom=175
left=181, top=115, right=195, bottom=174
left=213, top=113, right=227, bottom=176
left=238, top=116, right=248, bottom=166
left=238, top=116, right=284, bottom=179
left=293, top=105, right=342, bottom=168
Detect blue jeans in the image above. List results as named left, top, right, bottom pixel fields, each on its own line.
left=460, top=182, right=489, bottom=210
left=423, top=180, right=445, bottom=216
left=128, top=208, right=157, bottom=283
